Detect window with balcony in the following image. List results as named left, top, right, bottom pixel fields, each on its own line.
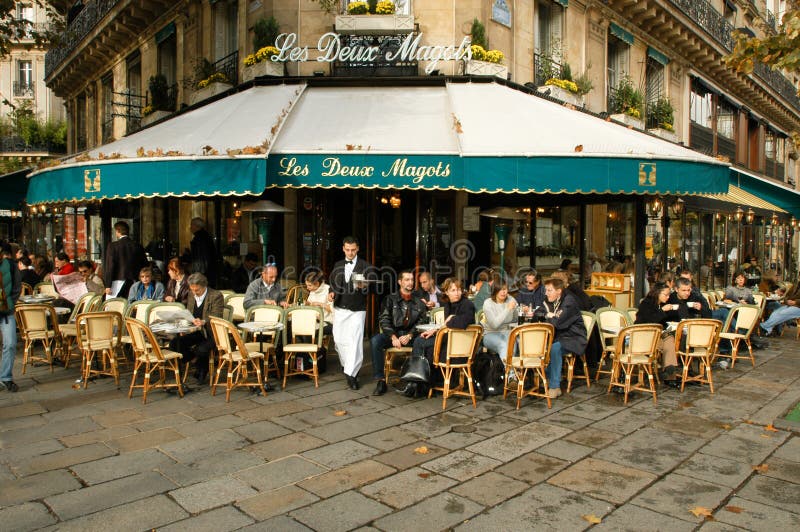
left=125, top=52, right=143, bottom=133
left=76, top=94, right=87, bottom=152
left=16, top=3, right=34, bottom=38
left=101, top=74, right=114, bottom=143
left=158, top=33, right=177, bottom=88
left=214, top=0, right=238, bottom=62
left=690, top=81, right=713, bottom=153
left=607, top=34, right=629, bottom=100
left=14, top=60, right=34, bottom=98
left=644, top=56, right=664, bottom=129
left=717, top=100, right=737, bottom=160
left=535, top=0, right=564, bottom=58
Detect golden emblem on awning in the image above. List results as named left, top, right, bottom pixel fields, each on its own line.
left=639, top=163, right=656, bottom=186
left=84, top=169, right=101, bottom=193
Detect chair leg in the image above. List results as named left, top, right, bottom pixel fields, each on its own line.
left=623, top=365, right=632, bottom=405
left=128, top=359, right=141, bottom=399
left=311, top=354, right=319, bottom=388
left=142, top=363, right=151, bottom=404
left=465, top=368, right=476, bottom=408
left=706, top=360, right=714, bottom=394
left=565, top=355, right=575, bottom=393
left=282, top=355, right=291, bottom=389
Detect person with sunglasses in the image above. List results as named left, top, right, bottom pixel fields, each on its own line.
left=515, top=270, right=544, bottom=313
left=77, top=260, right=105, bottom=295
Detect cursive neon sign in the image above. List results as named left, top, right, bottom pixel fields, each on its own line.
left=273, top=32, right=473, bottom=74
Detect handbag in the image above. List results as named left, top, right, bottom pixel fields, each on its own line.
left=399, top=354, right=430, bottom=383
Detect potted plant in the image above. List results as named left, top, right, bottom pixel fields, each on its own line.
left=335, top=0, right=413, bottom=35
left=609, top=76, right=644, bottom=129
left=243, top=46, right=284, bottom=81
left=536, top=62, right=592, bottom=107
left=464, top=22, right=507, bottom=79
left=190, top=59, right=232, bottom=105
left=141, top=74, right=173, bottom=126
left=647, top=97, right=678, bottom=141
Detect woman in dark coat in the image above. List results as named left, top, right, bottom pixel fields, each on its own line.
left=635, top=282, right=679, bottom=385
left=542, top=277, right=587, bottom=399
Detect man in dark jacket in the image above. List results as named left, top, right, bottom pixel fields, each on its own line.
left=328, top=236, right=374, bottom=390
left=543, top=277, right=587, bottom=399
left=666, top=277, right=712, bottom=321
left=516, top=270, right=545, bottom=311
left=1, top=242, right=22, bottom=391
left=190, top=217, right=218, bottom=287
left=369, top=269, right=428, bottom=396
left=104, top=221, right=147, bottom=298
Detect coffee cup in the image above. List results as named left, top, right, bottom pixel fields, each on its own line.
left=178, top=319, right=190, bottom=327
left=352, top=273, right=364, bottom=282
left=672, top=304, right=679, bottom=310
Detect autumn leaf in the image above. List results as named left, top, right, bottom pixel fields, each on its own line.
left=418, top=472, right=430, bottom=479
left=765, top=424, right=779, bottom=432
left=689, top=506, right=714, bottom=519
left=752, top=463, right=769, bottom=473
left=413, top=446, right=430, bottom=454
left=742, top=419, right=754, bottom=424
left=574, top=144, right=584, bottom=152
left=582, top=514, right=602, bottom=524
left=333, top=410, right=347, bottom=417
left=725, top=506, right=744, bottom=514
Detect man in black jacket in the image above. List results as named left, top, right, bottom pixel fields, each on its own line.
left=104, top=221, right=147, bottom=298
left=666, top=277, right=712, bottom=321
left=369, top=270, right=427, bottom=396
left=190, top=218, right=218, bottom=287
left=328, top=236, right=374, bottom=390
left=543, top=277, right=587, bottom=399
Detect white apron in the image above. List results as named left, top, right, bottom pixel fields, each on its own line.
left=332, top=307, right=365, bottom=377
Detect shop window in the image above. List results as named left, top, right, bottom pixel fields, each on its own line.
left=765, top=131, right=785, bottom=180
left=533, top=205, right=579, bottom=277
left=101, top=73, right=114, bottom=143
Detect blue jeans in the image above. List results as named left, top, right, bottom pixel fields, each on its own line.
left=546, top=341, right=563, bottom=387
left=482, top=331, right=510, bottom=359
left=370, top=333, right=393, bottom=380
left=0, top=313, right=17, bottom=382
left=761, top=305, right=800, bottom=333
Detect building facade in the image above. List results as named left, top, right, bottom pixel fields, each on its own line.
left=35, top=0, right=800, bottom=298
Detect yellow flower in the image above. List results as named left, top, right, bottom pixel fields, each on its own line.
left=470, top=44, right=504, bottom=64
left=545, top=78, right=579, bottom=93
left=375, top=1, right=395, bottom=14
left=624, top=107, right=641, bottom=119
left=196, top=72, right=228, bottom=89
left=347, top=1, right=368, bottom=14
left=141, top=105, right=153, bottom=116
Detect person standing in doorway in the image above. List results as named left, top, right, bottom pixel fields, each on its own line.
left=190, top=217, right=218, bottom=288
left=104, top=221, right=147, bottom=299
left=328, top=236, right=373, bottom=390
left=0, top=242, right=22, bottom=392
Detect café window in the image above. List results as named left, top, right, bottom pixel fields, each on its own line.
left=531, top=205, right=580, bottom=276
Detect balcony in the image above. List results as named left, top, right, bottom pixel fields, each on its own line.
left=44, top=0, right=174, bottom=95
left=334, top=0, right=414, bottom=35
left=12, top=81, right=35, bottom=98
left=16, top=20, right=50, bottom=40
left=533, top=53, right=568, bottom=87
left=0, top=135, right=58, bottom=154
left=667, top=0, right=735, bottom=51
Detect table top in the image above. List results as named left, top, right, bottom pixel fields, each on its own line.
left=716, top=301, right=736, bottom=309
left=54, top=306, right=71, bottom=315
left=150, top=322, right=201, bottom=336
left=238, top=321, right=285, bottom=332
left=416, top=323, right=441, bottom=332
left=19, top=294, right=55, bottom=304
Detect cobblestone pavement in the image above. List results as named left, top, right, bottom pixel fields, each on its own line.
left=1, top=334, right=799, bottom=531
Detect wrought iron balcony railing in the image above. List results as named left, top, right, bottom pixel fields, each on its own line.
left=668, top=0, right=735, bottom=51
left=0, top=135, right=59, bottom=153
left=212, top=51, right=238, bottom=86
left=533, top=52, right=567, bottom=87
left=752, top=62, right=800, bottom=111
left=12, top=81, right=35, bottom=98
left=45, top=0, right=121, bottom=79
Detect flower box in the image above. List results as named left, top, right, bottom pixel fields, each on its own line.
left=243, top=61, right=284, bottom=82
left=464, top=60, right=508, bottom=79
left=140, top=110, right=171, bottom=127
left=648, top=127, right=679, bottom=143
left=335, top=14, right=415, bottom=35
left=190, top=81, right=233, bottom=106
left=610, top=113, right=644, bottom=130
left=537, top=85, right=584, bottom=107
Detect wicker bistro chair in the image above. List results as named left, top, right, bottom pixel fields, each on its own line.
left=224, top=294, right=246, bottom=322
left=125, top=318, right=184, bottom=403
left=21, top=282, right=33, bottom=296
left=60, top=293, right=102, bottom=368
left=428, top=325, right=483, bottom=410
left=16, top=304, right=62, bottom=374
left=594, top=307, right=631, bottom=382
left=675, top=318, right=723, bottom=393
left=102, top=297, right=129, bottom=316
left=716, top=304, right=761, bottom=368
left=281, top=306, right=325, bottom=389
left=563, top=311, right=595, bottom=393
left=503, top=322, right=555, bottom=409
left=243, top=304, right=285, bottom=381
left=76, top=311, right=123, bottom=388
left=209, top=317, right=267, bottom=402
left=607, top=324, right=662, bottom=405
left=285, top=284, right=307, bottom=307
left=34, top=282, right=58, bottom=297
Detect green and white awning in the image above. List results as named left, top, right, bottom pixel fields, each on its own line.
left=26, top=80, right=729, bottom=204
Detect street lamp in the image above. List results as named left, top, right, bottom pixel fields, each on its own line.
left=646, top=197, right=662, bottom=218
left=670, top=198, right=684, bottom=217
left=746, top=208, right=755, bottom=224
left=735, top=206, right=744, bottom=222
left=480, top=207, right=527, bottom=275
left=239, top=200, right=294, bottom=266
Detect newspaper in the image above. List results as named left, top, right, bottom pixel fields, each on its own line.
left=150, top=309, right=195, bottom=323
left=51, top=272, right=87, bottom=305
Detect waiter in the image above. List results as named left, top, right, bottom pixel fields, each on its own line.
left=328, top=236, right=373, bottom=390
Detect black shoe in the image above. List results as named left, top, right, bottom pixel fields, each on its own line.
left=263, top=381, right=274, bottom=393
left=397, top=382, right=418, bottom=397
left=664, top=380, right=680, bottom=389
left=2, top=381, right=18, bottom=392
left=346, top=375, right=359, bottom=390
left=372, top=380, right=387, bottom=396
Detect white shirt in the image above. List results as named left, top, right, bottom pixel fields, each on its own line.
left=193, top=288, right=207, bottom=308
left=344, top=255, right=356, bottom=283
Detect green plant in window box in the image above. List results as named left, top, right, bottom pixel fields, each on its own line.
left=612, top=76, right=644, bottom=119
left=648, top=97, right=675, bottom=132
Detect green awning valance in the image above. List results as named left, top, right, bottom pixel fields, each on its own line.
left=554, top=0, right=568, bottom=7
left=0, top=168, right=30, bottom=209
left=155, top=22, right=175, bottom=44
left=610, top=22, right=634, bottom=45
left=731, top=168, right=800, bottom=218
left=647, top=46, right=670, bottom=65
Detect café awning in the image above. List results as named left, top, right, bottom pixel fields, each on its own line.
left=27, top=78, right=729, bottom=204
left=0, top=168, right=30, bottom=209
left=731, top=167, right=800, bottom=218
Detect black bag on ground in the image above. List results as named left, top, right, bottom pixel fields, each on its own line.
left=472, top=351, right=505, bottom=398
left=750, top=336, right=768, bottom=350
left=399, top=355, right=431, bottom=383
left=297, top=346, right=327, bottom=373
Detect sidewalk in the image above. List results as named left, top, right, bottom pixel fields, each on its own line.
left=1, top=335, right=799, bottom=531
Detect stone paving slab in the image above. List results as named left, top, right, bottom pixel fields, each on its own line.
left=594, top=427, right=707, bottom=474
left=13, top=441, right=116, bottom=476
left=245, top=432, right=328, bottom=461
left=354, top=426, right=421, bottom=451
left=71, top=447, right=175, bottom=485
left=290, top=490, right=392, bottom=532
left=301, top=439, right=380, bottom=469
left=373, top=492, right=483, bottom=531
left=237, top=485, right=320, bottom=521
left=399, top=411, right=477, bottom=438
left=106, top=427, right=184, bottom=453
left=631, top=472, right=732, bottom=524
left=0, top=415, right=101, bottom=448
left=420, top=449, right=502, bottom=481
left=0, top=401, right=46, bottom=419
left=0, top=468, right=82, bottom=507
left=297, top=459, right=396, bottom=498
left=763, top=455, right=800, bottom=484
left=735, top=474, right=800, bottom=514
left=548, top=457, right=658, bottom=504
left=456, top=483, right=614, bottom=530
left=449, top=471, right=529, bottom=507
left=235, top=455, right=328, bottom=492
left=42, top=494, right=188, bottom=532
left=238, top=514, right=313, bottom=531
left=594, top=503, right=697, bottom=531
left=699, top=423, right=790, bottom=464
left=58, top=425, right=139, bottom=447
left=536, top=438, right=595, bottom=462
left=0, top=438, right=64, bottom=466
left=305, top=412, right=402, bottom=443
left=466, top=421, right=571, bottom=461
left=673, top=451, right=755, bottom=488
left=169, top=476, right=259, bottom=514
left=372, top=441, right=449, bottom=470
left=156, top=449, right=266, bottom=487
left=158, top=505, right=255, bottom=532
left=494, top=451, right=569, bottom=484
left=359, top=467, right=458, bottom=509
left=45, top=470, right=177, bottom=521
left=0, top=501, right=57, bottom=531
left=232, top=419, right=293, bottom=443
left=158, top=428, right=248, bottom=463
left=711, top=495, right=800, bottom=529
